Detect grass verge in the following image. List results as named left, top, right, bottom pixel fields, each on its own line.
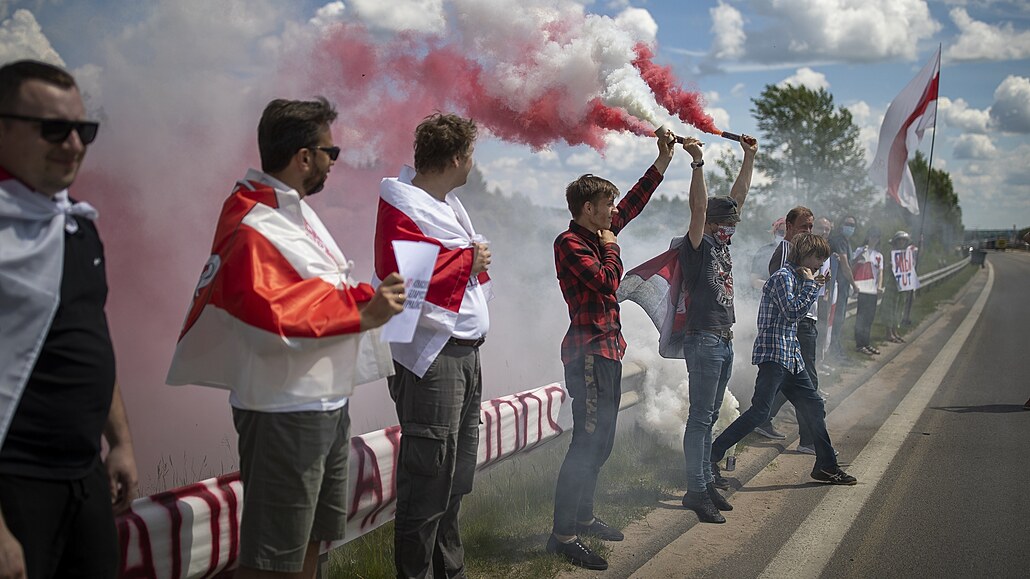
left=329, top=426, right=683, bottom=578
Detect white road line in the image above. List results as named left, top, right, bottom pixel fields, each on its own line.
left=759, top=264, right=995, bottom=579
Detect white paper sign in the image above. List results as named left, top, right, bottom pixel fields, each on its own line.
left=891, top=247, right=920, bottom=291
left=380, top=240, right=440, bottom=344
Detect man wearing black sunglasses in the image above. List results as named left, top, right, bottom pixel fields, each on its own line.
left=0, top=60, right=138, bottom=578
left=167, top=97, right=405, bottom=578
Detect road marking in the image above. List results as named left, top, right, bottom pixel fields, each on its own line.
left=759, top=264, right=995, bottom=579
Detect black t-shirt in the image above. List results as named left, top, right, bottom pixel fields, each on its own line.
left=767, top=239, right=790, bottom=277
left=829, top=232, right=852, bottom=288
left=0, top=216, right=116, bottom=479
left=681, top=234, right=734, bottom=330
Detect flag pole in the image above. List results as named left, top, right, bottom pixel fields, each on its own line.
left=905, top=44, right=942, bottom=325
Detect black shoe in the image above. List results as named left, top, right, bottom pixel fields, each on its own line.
left=577, top=517, right=624, bottom=541
left=811, top=467, right=858, bottom=485
left=754, top=423, right=787, bottom=440
left=547, top=535, right=608, bottom=570
left=682, top=490, right=726, bottom=523
left=710, top=461, right=730, bottom=490
left=707, top=483, right=733, bottom=511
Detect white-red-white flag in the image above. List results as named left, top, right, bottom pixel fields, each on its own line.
left=868, top=46, right=941, bottom=215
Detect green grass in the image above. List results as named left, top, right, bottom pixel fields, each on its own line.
left=328, top=426, right=683, bottom=578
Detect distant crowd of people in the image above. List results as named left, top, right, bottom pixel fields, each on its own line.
left=1, top=59, right=929, bottom=579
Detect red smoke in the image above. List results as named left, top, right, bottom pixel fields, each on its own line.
left=632, top=43, right=720, bottom=135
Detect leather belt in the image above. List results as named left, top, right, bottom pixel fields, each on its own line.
left=447, top=336, right=486, bottom=348
left=684, top=328, right=734, bottom=341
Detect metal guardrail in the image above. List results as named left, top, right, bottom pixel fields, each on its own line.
left=845, top=256, right=971, bottom=316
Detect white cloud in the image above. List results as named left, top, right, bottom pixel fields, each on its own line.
left=990, top=75, right=1030, bottom=133
left=938, top=96, right=991, bottom=133
left=0, top=9, right=63, bottom=65
left=310, top=1, right=346, bottom=28
left=730, top=83, right=746, bottom=98
left=712, top=0, right=940, bottom=64
left=952, top=134, right=996, bottom=159
left=951, top=143, right=1030, bottom=228
left=945, top=7, right=1030, bottom=62
left=777, top=67, right=829, bottom=90
left=614, top=6, right=658, bottom=44
left=347, top=0, right=446, bottom=34
left=846, top=100, right=882, bottom=161
left=710, top=1, right=745, bottom=59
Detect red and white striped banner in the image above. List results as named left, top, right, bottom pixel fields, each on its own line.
left=116, top=382, right=570, bottom=578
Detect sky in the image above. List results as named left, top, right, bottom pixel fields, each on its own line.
left=2, top=0, right=1028, bottom=489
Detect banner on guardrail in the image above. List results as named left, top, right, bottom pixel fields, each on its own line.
left=117, top=382, right=570, bottom=578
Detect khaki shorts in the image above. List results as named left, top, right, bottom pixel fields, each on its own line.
left=232, top=406, right=350, bottom=573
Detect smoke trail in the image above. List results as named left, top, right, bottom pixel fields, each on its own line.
left=633, top=43, right=721, bottom=135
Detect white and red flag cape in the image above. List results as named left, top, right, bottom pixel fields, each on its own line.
left=166, top=170, right=393, bottom=410
left=375, top=166, right=493, bottom=377
left=616, top=237, right=689, bottom=359
left=868, top=46, right=941, bottom=215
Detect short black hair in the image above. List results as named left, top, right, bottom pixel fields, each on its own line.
left=566, top=174, right=618, bottom=218
left=257, top=97, right=337, bottom=174
left=0, top=60, right=77, bottom=112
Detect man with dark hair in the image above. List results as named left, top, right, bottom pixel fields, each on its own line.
left=547, top=128, right=676, bottom=570
left=678, top=133, right=758, bottom=524
left=374, top=113, right=489, bottom=579
left=827, top=214, right=860, bottom=360
left=0, top=59, right=137, bottom=579
left=168, top=97, right=405, bottom=578
left=754, top=206, right=815, bottom=441
left=710, top=233, right=857, bottom=486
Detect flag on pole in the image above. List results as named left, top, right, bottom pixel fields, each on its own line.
left=616, top=237, right=689, bottom=359
left=868, top=46, right=941, bottom=215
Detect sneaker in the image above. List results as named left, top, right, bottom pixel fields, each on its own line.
left=868, top=346, right=882, bottom=355
left=707, top=483, right=733, bottom=511
left=797, top=445, right=839, bottom=456
left=546, top=535, right=608, bottom=570
left=682, top=490, right=726, bottom=523
left=811, top=467, right=858, bottom=485
left=710, top=461, right=730, bottom=490
left=577, top=517, right=624, bottom=541
left=754, top=423, right=786, bottom=440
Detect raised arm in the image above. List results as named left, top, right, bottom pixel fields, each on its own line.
left=729, top=134, right=758, bottom=212
left=684, top=137, right=708, bottom=250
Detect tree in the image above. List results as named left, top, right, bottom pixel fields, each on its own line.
left=907, top=150, right=964, bottom=251
left=750, top=84, right=875, bottom=219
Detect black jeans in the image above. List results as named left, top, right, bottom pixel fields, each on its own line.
left=766, top=318, right=818, bottom=447
left=712, top=362, right=838, bottom=471
left=855, top=293, right=878, bottom=349
left=389, top=343, right=482, bottom=579
left=0, top=461, right=118, bottom=579
left=552, top=355, right=622, bottom=536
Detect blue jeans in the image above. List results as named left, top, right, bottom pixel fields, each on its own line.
left=765, top=318, right=818, bottom=447
left=682, top=332, right=733, bottom=492
left=712, top=362, right=838, bottom=471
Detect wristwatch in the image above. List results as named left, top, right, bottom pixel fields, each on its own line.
left=691, top=159, right=704, bottom=169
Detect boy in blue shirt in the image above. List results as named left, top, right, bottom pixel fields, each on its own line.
left=709, top=233, right=857, bottom=487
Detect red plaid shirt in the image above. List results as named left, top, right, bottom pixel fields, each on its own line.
left=554, top=165, right=664, bottom=364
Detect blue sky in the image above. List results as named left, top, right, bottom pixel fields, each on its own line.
left=2, top=0, right=1027, bottom=230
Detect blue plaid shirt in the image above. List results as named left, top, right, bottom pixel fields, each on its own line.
left=752, top=262, right=820, bottom=373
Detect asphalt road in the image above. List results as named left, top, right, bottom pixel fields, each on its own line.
left=826, top=251, right=1030, bottom=579
left=563, top=251, right=1030, bottom=579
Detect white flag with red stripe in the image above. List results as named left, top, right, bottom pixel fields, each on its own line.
left=868, top=46, right=940, bottom=215
left=617, top=237, right=689, bottom=359
left=166, top=170, right=393, bottom=410
left=375, top=166, right=493, bottom=377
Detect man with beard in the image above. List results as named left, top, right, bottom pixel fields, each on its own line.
left=167, top=97, right=405, bottom=578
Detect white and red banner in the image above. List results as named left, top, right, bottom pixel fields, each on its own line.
left=166, top=170, right=393, bottom=410
left=891, top=247, right=920, bottom=291
left=617, top=237, right=689, bottom=359
left=868, top=46, right=941, bottom=215
left=116, top=383, right=570, bottom=578
left=375, top=166, right=493, bottom=377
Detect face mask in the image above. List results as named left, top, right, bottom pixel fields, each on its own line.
left=842, top=225, right=855, bottom=237
left=714, top=225, right=736, bottom=245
